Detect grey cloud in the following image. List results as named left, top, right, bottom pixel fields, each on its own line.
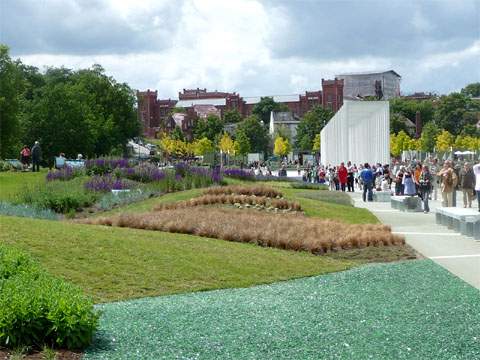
left=267, top=0, right=479, bottom=61
left=1, top=0, right=181, bottom=56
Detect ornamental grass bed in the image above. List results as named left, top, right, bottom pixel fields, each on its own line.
left=154, top=194, right=301, bottom=211
left=83, top=208, right=404, bottom=255
left=203, top=185, right=282, bottom=198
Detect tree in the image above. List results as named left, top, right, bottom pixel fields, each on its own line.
left=419, top=122, right=438, bottom=152
left=17, top=64, right=140, bottom=161
left=171, top=125, right=185, bottom=141
left=193, top=114, right=224, bottom=142
left=252, top=97, right=288, bottom=125
left=312, top=134, right=321, bottom=152
left=433, top=93, right=478, bottom=135
left=390, top=113, right=412, bottom=135
left=461, top=83, right=480, bottom=97
left=390, top=98, right=434, bottom=126
left=454, top=135, right=480, bottom=151
left=193, top=137, right=214, bottom=156
left=0, top=45, right=24, bottom=157
left=224, top=109, right=243, bottom=124
left=435, top=130, right=454, bottom=152
left=235, top=115, right=268, bottom=153
left=390, top=130, right=412, bottom=157
left=295, top=106, right=334, bottom=151
left=273, top=136, right=291, bottom=157
left=219, top=132, right=235, bottom=155
left=234, top=129, right=251, bottom=155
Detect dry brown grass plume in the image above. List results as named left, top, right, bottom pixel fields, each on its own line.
left=203, top=185, right=282, bottom=198
left=83, top=208, right=404, bottom=255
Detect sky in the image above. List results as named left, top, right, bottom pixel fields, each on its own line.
left=1, top=0, right=479, bottom=98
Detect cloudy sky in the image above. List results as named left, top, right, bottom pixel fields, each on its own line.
left=2, top=0, right=479, bottom=98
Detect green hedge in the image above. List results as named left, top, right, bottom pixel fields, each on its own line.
left=0, top=244, right=99, bottom=350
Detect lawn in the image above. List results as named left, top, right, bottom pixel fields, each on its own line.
left=0, top=215, right=355, bottom=303
left=0, top=170, right=46, bottom=201
left=83, top=260, right=480, bottom=360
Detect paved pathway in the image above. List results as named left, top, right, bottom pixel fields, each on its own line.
left=350, top=190, right=480, bottom=289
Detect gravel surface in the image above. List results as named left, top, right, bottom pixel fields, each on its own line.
left=84, top=260, right=480, bottom=359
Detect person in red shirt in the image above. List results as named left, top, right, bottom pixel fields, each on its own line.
left=338, top=162, right=348, bottom=192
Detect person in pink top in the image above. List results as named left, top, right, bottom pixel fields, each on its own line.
left=473, top=163, right=480, bottom=212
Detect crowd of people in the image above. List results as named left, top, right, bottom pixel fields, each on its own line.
left=297, top=158, right=480, bottom=214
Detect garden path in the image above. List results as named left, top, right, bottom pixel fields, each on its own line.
left=350, top=191, right=480, bottom=289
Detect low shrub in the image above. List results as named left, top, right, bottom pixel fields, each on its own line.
left=155, top=194, right=301, bottom=211
left=85, top=157, right=132, bottom=175
left=85, top=207, right=405, bottom=255
left=223, top=168, right=254, bottom=180
left=203, top=185, right=282, bottom=198
left=298, top=191, right=353, bottom=207
left=18, top=179, right=98, bottom=214
left=0, top=244, right=99, bottom=350
left=0, top=202, right=58, bottom=220
left=290, top=182, right=329, bottom=190
left=84, top=175, right=134, bottom=192
left=46, top=166, right=83, bottom=181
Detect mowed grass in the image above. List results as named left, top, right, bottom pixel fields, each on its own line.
left=0, top=170, right=47, bottom=201
left=0, top=215, right=354, bottom=303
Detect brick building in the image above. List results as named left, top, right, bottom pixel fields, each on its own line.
left=137, top=79, right=344, bottom=138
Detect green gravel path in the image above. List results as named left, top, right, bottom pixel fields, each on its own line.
left=84, top=260, right=480, bottom=360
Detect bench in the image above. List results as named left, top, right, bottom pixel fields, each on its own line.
left=373, top=191, right=391, bottom=202
left=390, top=195, right=422, bottom=212
left=435, top=207, right=480, bottom=239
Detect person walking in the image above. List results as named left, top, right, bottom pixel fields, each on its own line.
left=438, top=163, right=458, bottom=207
left=394, top=166, right=405, bottom=195
left=338, top=162, right=348, bottom=192
left=346, top=161, right=355, bottom=192
left=31, top=141, right=42, bottom=172
left=20, top=145, right=31, bottom=169
left=418, top=165, right=433, bottom=213
left=402, top=169, right=416, bottom=196
left=360, top=163, right=374, bottom=202
left=473, top=162, right=480, bottom=212
left=459, top=162, right=475, bottom=208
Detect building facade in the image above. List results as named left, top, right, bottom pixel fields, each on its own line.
left=137, top=79, right=344, bottom=138
left=335, top=70, right=401, bottom=100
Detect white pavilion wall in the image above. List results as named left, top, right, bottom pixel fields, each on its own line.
left=320, top=101, right=389, bottom=166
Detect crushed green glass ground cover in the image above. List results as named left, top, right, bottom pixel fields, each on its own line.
left=84, top=260, right=480, bottom=359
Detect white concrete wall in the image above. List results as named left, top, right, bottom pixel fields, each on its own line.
left=320, top=101, right=390, bottom=166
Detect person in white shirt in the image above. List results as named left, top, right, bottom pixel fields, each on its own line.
left=473, top=163, right=480, bottom=212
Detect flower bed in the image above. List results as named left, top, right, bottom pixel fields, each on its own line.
left=203, top=185, right=282, bottom=198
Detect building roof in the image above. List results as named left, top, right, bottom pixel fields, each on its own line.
left=175, top=98, right=226, bottom=107
left=243, top=94, right=300, bottom=104
left=335, top=70, right=401, bottom=78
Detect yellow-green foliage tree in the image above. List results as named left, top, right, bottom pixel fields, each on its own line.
left=454, top=135, right=480, bottom=150
left=312, top=134, right=321, bottom=152
left=219, top=132, right=235, bottom=155
left=160, top=135, right=193, bottom=158
left=390, top=131, right=412, bottom=157
left=274, top=136, right=291, bottom=157
left=193, top=137, right=214, bottom=156
left=435, top=130, right=454, bottom=151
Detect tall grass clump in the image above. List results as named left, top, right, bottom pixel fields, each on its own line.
left=85, top=208, right=405, bottom=255
left=203, top=185, right=282, bottom=198
left=290, top=183, right=329, bottom=190
left=0, top=244, right=99, bottom=350
left=0, top=202, right=58, bottom=220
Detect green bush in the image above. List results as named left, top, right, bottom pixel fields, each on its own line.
left=97, top=189, right=155, bottom=210
left=0, top=244, right=99, bottom=350
left=17, top=178, right=98, bottom=214
left=0, top=202, right=58, bottom=220
left=290, top=182, right=329, bottom=190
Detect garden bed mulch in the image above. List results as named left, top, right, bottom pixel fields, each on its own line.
left=83, top=259, right=480, bottom=360
left=0, top=350, right=82, bottom=359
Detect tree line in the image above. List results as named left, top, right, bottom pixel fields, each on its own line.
left=0, top=45, right=140, bottom=162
